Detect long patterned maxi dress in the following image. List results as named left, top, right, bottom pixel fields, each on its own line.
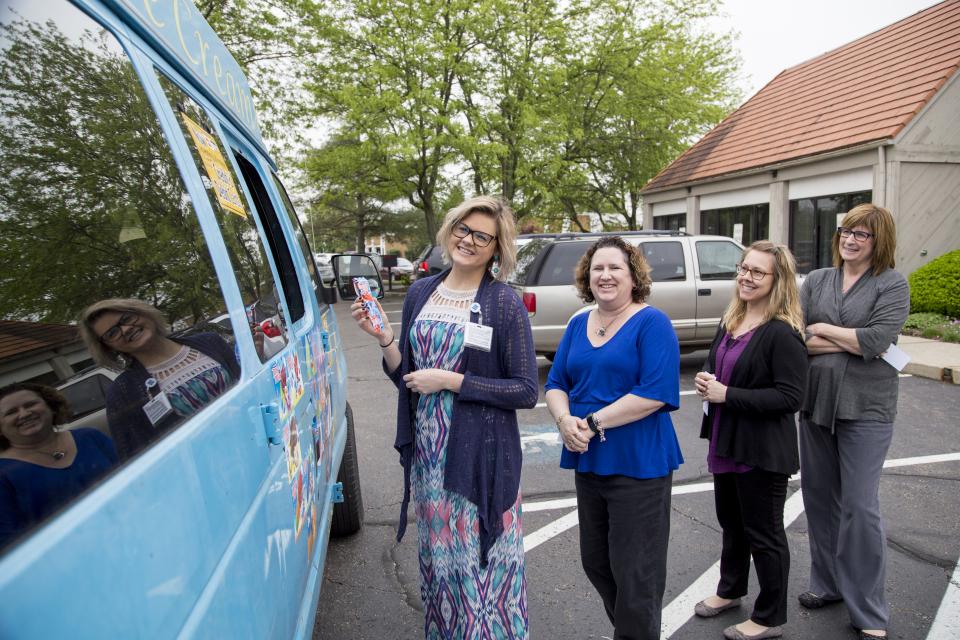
left=410, top=284, right=528, bottom=640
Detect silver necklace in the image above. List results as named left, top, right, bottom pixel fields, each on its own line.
left=596, top=307, right=630, bottom=337
left=17, top=433, right=66, bottom=460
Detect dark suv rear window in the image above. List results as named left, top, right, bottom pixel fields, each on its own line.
left=536, top=241, right=592, bottom=286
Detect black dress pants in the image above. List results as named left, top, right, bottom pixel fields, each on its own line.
left=575, top=471, right=672, bottom=640
left=713, top=469, right=790, bottom=627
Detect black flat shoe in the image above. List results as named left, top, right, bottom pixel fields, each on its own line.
left=797, top=591, right=843, bottom=609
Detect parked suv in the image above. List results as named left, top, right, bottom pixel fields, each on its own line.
left=413, top=244, right=445, bottom=279
left=509, top=231, right=745, bottom=356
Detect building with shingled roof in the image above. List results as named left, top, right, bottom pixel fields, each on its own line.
left=640, top=0, right=960, bottom=274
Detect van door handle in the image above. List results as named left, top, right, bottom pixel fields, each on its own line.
left=259, top=403, right=281, bottom=445
left=698, top=288, right=711, bottom=296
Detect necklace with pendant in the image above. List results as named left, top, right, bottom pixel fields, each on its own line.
left=596, top=307, right=630, bottom=337
left=19, top=432, right=66, bottom=460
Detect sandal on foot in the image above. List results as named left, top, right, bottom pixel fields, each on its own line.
left=722, top=624, right=783, bottom=640
left=694, top=597, right=741, bottom=617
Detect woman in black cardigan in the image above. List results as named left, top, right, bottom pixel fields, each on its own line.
left=692, top=241, right=808, bottom=640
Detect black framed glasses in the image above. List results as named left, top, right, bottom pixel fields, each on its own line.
left=452, top=222, right=496, bottom=248
left=99, top=312, right=139, bottom=343
left=735, top=263, right=772, bottom=281
left=837, top=227, right=874, bottom=242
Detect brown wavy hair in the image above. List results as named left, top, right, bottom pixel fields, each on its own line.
left=574, top=237, right=652, bottom=304
left=831, top=203, right=897, bottom=274
left=0, top=383, right=72, bottom=449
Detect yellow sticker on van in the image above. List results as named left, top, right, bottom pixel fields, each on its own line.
left=180, top=112, right=247, bottom=218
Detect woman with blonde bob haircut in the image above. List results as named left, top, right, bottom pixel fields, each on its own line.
left=797, top=204, right=909, bottom=640
left=693, top=241, right=808, bottom=640
left=436, top=195, right=517, bottom=283
left=350, top=195, right=537, bottom=638
left=78, top=299, right=240, bottom=461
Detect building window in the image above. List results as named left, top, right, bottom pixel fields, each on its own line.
left=700, top=204, right=769, bottom=246
left=653, top=214, right=685, bottom=232
left=789, top=190, right=871, bottom=273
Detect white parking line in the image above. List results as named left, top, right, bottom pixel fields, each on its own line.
left=521, top=452, right=960, bottom=639
left=926, top=551, right=960, bottom=640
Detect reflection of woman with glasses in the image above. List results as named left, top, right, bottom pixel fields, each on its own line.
left=693, top=242, right=807, bottom=640
left=79, top=299, right=240, bottom=461
left=350, top=196, right=537, bottom=639
left=797, top=205, right=909, bottom=640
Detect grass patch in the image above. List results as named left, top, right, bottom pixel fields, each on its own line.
left=904, top=312, right=960, bottom=343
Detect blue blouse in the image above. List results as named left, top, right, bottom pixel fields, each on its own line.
left=0, top=428, right=118, bottom=548
left=545, top=307, right=683, bottom=479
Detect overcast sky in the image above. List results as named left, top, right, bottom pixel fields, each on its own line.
left=712, top=0, right=941, bottom=102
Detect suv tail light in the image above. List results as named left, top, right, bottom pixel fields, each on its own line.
left=419, top=261, right=428, bottom=273
left=522, top=292, right=536, bottom=315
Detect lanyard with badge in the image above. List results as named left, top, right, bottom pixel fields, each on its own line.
left=463, top=301, right=493, bottom=352
left=142, top=377, right=174, bottom=426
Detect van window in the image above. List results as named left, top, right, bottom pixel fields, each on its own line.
left=0, top=2, right=240, bottom=551
left=271, top=173, right=331, bottom=306
left=696, top=240, right=742, bottom=280
left=155, top=73, right=290, bottom=360
left=641, top=242, right=686, bottom=282
left=538, top=241, right=592, bottom=286
left=231, top=152, right=306, bottom=324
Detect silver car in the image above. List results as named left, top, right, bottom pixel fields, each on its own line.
left=509, top=231, right=745, bottom=357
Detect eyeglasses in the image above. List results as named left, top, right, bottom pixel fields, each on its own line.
left=452, top=223, right=496, bottom=248
left=837, top=227, right=874, bottom=242
left=735, top=264, right=772, bottom=281
left=99, top=312, right=139, bottom=343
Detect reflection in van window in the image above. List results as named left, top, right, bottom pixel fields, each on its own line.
left=77, top=299, right=241, bottom=460
left=0, top=384, right=118, bottom=550
left=156, top=72, right=289, bottom=361
left=0, top=1, right=237, bottom=551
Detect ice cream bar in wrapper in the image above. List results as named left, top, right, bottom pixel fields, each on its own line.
left=353, top=277, right=384, bottom=334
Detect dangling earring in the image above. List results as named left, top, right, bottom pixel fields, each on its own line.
left=490, top=254, right=501, bottom=277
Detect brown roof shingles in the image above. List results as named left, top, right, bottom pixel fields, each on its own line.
left=0, top=321, right=81, bottom=361
left=642, top=0, right=960, bottom=192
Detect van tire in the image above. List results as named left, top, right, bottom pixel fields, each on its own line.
left=331, top=402, right=363, bottom=537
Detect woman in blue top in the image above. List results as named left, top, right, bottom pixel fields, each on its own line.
left=0, top=383, right=118, bottom=549
left=545, top=236, right=682, bottom=640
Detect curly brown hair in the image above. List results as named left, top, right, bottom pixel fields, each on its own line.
left=573, top=237, right=652, bottom=304
left=0, top=383, right=72, bottom=449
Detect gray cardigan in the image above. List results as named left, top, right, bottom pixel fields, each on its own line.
left=800, top=266, right=909, bottom=429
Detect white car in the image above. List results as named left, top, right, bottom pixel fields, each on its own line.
left=314, top=252, right=336, bottom=284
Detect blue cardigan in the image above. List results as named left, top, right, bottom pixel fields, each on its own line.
left=105, top=333, right=240, bottom=461
left=384, top=270, right=538, bottom=565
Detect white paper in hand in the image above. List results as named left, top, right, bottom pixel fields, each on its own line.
left=881, top=343, right=911, bottom=372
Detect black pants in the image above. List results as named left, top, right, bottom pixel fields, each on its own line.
left=714, top=469, right=790, bottom=627
left=575, top=471, right=672, bottom=640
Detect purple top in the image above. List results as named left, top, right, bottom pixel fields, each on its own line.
left=708, top=328, right=756, bottom=474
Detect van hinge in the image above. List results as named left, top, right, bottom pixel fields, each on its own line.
left=331, top=482, right=344, bottom=503
left=259, top=403, right=281, bottom=445
left=321, top=331, right=330, bottom=351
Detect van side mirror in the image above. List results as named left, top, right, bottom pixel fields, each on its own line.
left=331, top=254, right=385, bottom=300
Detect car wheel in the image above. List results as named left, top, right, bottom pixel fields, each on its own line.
left=331, top=402, right=363, bottom=537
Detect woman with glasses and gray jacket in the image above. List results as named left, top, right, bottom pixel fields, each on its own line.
left=797, top=204, right=910, bottom=640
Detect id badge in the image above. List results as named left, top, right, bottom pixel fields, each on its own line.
left=463, top=322, right=493, bottom=352
left=143, top=392, right=174, bottom=425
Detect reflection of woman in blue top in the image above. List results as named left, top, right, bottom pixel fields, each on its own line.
left=0, top=384, right=118, bottom=550
left=546, top=237, right=682, bottom=640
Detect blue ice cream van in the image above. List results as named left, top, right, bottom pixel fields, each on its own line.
left=0, top=0, right=380, bottom=636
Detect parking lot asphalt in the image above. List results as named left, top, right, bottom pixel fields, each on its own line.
left=315, top=292, right=960, bottom=640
